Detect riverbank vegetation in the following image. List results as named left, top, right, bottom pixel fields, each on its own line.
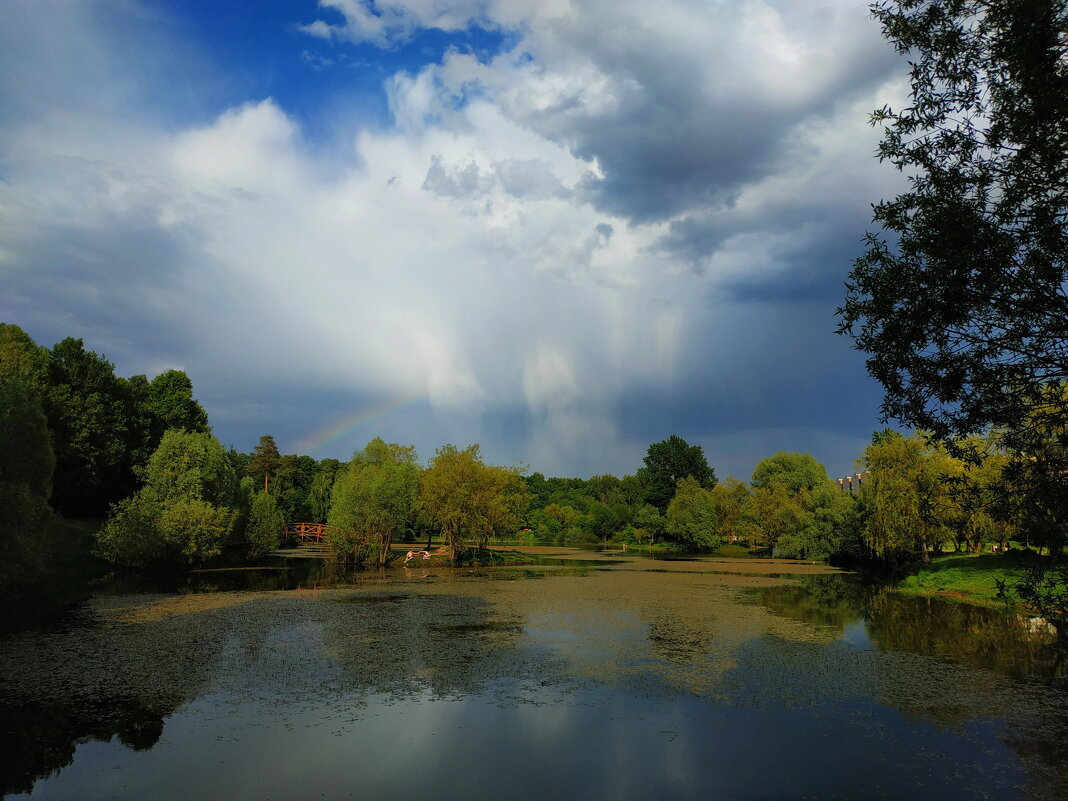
left=2, top=322, right=1065, bottom=630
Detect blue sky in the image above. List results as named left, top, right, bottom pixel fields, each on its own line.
left=0, top=0, right=910, bottom=481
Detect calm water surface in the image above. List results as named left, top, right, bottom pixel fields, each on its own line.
left=2, top=549, right=1066, bottom=800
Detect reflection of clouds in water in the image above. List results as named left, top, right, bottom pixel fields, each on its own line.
left=4, top=557, right=1068, bottom=800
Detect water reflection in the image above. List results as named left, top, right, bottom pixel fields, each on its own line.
left=757, top=574, right=1066, bottom=681
left=2, top=558, right=1068, bottom=800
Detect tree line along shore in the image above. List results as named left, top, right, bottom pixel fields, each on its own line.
left=2, top=322, right=1062, bottom=621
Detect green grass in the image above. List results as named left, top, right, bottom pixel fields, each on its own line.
left=896, top=550, right=1036, bottom=606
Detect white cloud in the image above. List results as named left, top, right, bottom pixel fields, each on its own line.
left=1, top=0, right=905, bottom=475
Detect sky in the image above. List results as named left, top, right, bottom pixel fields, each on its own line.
left=0, top=0, right=912, bottom=482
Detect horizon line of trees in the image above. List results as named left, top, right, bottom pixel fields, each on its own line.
left=1, top=323, right=1060, bottom=597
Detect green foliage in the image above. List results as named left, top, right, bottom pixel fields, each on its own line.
left=859, top=432, right=964, bottom=564
left=44, top=337, right=141, bottom=516
left=97, top=430, right=237, bottom=567
left=1001, top=562, right=1068, bottom=630
left=638, top=435, right=716, bottom=510
left=839, top=1, right=1068, bottom=597
left=156, top=500, right=232, bottom=564
left=776, top=483, right=857, bottom=562
left=246, top=491, right=285, bottom=558
left=470, top=464, right=529, bottom=550
left=327, top=438, right=421, bottom=565
left=751, top=452, right=827, bottom=494
left=0, top=378, right=55, bottom=499
left=308, top=465, right=338, bottom=524
left=248, top=435, right=281, bottom=494
left=839, top=0, right=1068, bottom=449
left=96, top=495, right=164, bottom=567
left=634, top=504, right=665, bottom=543
left=709, top=477, right=749, bottom=543
left=419, top=444, right=527, bottom=561
left=145, top=370, right=210, bottom=440
left=0, top=379, right=55, bottom=595
left=665, top=477, right=720, bottom=550
left=747, top=454, right=857, bottom=560
left=0, top=324, right=49, bottom=389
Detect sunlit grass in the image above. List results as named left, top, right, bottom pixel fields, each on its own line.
left=897, top=551, right=1035, bottom=606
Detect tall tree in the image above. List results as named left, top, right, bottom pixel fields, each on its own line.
left=665, top=476, right=720, bottom=550
left=146, top=370, right=210, bottom=440
left=248, top=435, right=281, bottom=494
left=638, top=435, right=716, bottom=510
left=97, top=430, right=237, bottom=567
left=246, top=491, right=285, bottom=558
left=709, top=477, right=750, bottom=543
left=751, top=452, right=828, bottom=495
left=749, top=453, right=857, bottom=560
left=44, top=337, right=138, bottom=516
left=327, top=438, right=421, bottom=565
left=420, top=444, right=483, bottom=562
left=0, top=323, right=49, bottom=389
left=858, top=432, right=958, bottom=564
left=419, top=444, right=526, bottom=562
left=838, top=1, right=1068, bottom=559
left=0, top=379, right=55, bottom=595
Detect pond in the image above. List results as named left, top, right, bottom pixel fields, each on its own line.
left=2, top=548, right=1066, bottom=800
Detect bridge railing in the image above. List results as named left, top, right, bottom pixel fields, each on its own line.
left=285, top=522, right=336, bottom=542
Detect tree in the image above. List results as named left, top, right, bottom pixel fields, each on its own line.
left=751, top=452, right=828, bottom=495
left=858, top=432, right=955, bottom=564
left=638, top=435, right=716, bottom=510
left=419, top=444, right=525, bottom=561
left=838, top=0, right=1068, bottom=584
left=420, top=444, right=484, bottom=562
left=665, top=476, right=721, bottom=550
left=749, top=453, right=856, bottom=560
left=248, top=435, right=281, bottom=494
left=0, top=323, right=49, bottom=389
left=470, top=465, right=529, bottom=550
left=0, top=379, right=55, bottom=595
left=327, top=438, right=421, bottom=565
left=634, top=503, right=665, bottom=543
left=97, top=429, right=237, bottom=567
left=308, top=462, right=340, bottom=524
left=839, top=0, right=1068, bottom=446
left=246, top=491, right=285, bottom=558
left=43, top=337, right=138, bottom=516
left=145, top=370, right=210, bottom=440
left=749, top=484, right=804, bottom=552
left=709, top=477, right=750, bottom=543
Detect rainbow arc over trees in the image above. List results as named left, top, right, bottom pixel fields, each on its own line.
left=294, top=393, right=424, bottom=455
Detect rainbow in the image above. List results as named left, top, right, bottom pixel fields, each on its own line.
left=294, top=393, right=425, bottom=456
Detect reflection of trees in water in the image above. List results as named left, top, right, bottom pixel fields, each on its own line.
left=757, top=573, right=875, bottom=634
left=755, top=572, right=1068, bottom=799
left=0, top=696, right=174, bottom=796
left=759, top=573, right=1066, bottom=682
left=864, top=591, right=1065, bottom=681
left=0, top=587, right=535, bottom=797
left=0, top=601, right=230, bottom=796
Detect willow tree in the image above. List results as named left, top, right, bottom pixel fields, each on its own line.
left=859, top=433, right=960, bottom=564
left=420, top=444, right=526, bottom=562
left=470, top=465, right=529, bottom=550
left=327, top=438, right=420, bottom=565
left=665, top=476, right=720, bottom=550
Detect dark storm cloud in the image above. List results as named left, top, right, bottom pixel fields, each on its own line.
left=502, top=2, right=904, bottom=229
left=2, top=0, right=914, bottom=480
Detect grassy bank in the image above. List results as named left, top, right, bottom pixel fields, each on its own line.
left=896, top=550, right=1035, bottom=607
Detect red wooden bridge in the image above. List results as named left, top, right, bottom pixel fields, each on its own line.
left=285, top=522, right=341, bottom=542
